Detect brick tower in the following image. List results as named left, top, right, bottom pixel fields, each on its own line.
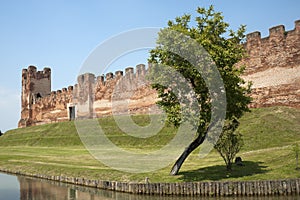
left=18, top=66, right=51, bottom=128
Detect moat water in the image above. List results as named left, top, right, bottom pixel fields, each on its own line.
left=0, top=172, right=299, bottom=200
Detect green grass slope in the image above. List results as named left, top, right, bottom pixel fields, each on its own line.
left=239, top=106, right=300, bottom=151
left=0, top=121, right=81, bottom=147
left=0, top=106, right=299, bottom=182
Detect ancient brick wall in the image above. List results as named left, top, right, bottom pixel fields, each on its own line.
left=91, top=64, right=158, bottom=118
left=18, top=64, right=159, bottom=127
left=240, top=20, right=300, bottom=74
left=240, top=20, right=300, bottom=108
left=18, top=20, right=300, bottom=128
left=19, top=65, right=76, bottom=127
left=19, top=66, right=52, bottom=127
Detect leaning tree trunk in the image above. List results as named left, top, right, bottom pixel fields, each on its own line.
left=170, top=132, right=206, bottom=175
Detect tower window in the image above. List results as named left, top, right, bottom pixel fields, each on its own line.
left=36, top=93, right=42, bottom=98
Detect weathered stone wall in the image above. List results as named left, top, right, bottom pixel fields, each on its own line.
left=18, top=20, right=300, bottom=128
left=249, top=82, right=300, bottom=108
left=18, top=64, right=159, bottom=127
left=240, top=20, right=300, bottom=108
left=19, top=66, right=52, bottom=127
left=92, top=64, right=159, bottom=118
left=30, top=87, right=74, bottom=126
left=240, top=20, right=300, bottom=74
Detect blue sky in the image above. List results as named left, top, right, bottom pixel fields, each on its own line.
left=0, top=0, right=299, bottom=132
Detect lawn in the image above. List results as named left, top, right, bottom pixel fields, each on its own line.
left=0, top=106, right=299, bottom=183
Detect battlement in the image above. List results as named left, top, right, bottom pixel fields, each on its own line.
left=246, top=20, right=300, bottom=42
left=21, top=65, right=52, bottom=97
left=295, top=19, right=300, bottom=31
left=80, top=64, right=147, bottom=86
left=269, top=25, right=285, bottom=37
left=241, top=19, right=300, bottom=74
left=49, top=86, right=73, bottom=96
left=22, top=65, right=51, bottom=80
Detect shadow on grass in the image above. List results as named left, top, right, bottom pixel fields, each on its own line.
left=178, top=161, right=269, bottom=182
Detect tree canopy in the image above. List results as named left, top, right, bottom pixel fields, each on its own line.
left=148, top=5, right=252, bottom=175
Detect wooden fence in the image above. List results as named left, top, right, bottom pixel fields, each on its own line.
left=1, top=168, right=300, bottom=197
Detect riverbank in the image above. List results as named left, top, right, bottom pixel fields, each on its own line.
left=0, top=106, right=300, bottom=196
left=1, top=168, right=300, bottom=197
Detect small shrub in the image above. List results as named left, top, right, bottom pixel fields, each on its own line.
left=215, top=119, right=244, bottom=171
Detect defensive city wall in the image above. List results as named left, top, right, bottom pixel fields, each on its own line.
left=18, top=20, right=300, bottom=128
left=19, top=64, right=158, bottom=127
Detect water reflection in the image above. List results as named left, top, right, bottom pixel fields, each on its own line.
left=0, top=173, right=20, bottom=200
left=19, top=176, right=209, bottom=200
left=1, top=173, right=300, bottom=200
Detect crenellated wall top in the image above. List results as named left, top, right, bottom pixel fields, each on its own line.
left=246, top=19, right=300, bottom=42
left=22, top=65, right=51, bottom=80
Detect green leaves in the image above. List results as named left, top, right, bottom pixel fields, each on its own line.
left=149, top=5, right=251, bottom=135
left=214, top=119, right=244, bottom=171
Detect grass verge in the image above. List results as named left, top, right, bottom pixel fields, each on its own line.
left=0, top=106, right=299, bottom=183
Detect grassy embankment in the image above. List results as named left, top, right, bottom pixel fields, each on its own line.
left=0, top=106, right=299, bottom=183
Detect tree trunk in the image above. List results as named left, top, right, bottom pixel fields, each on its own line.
left=170, top=132, right=206, bottom=175
left=226, top=161, right=232, bottom=171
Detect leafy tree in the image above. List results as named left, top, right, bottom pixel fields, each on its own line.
left=0, top=130, right=2, bottom=136
left=148, top=5, right=251, bottom=175
left=214, top=119, right=244, bottom=171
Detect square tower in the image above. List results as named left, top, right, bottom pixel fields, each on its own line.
left=18, top=66, right=51, bottom=127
